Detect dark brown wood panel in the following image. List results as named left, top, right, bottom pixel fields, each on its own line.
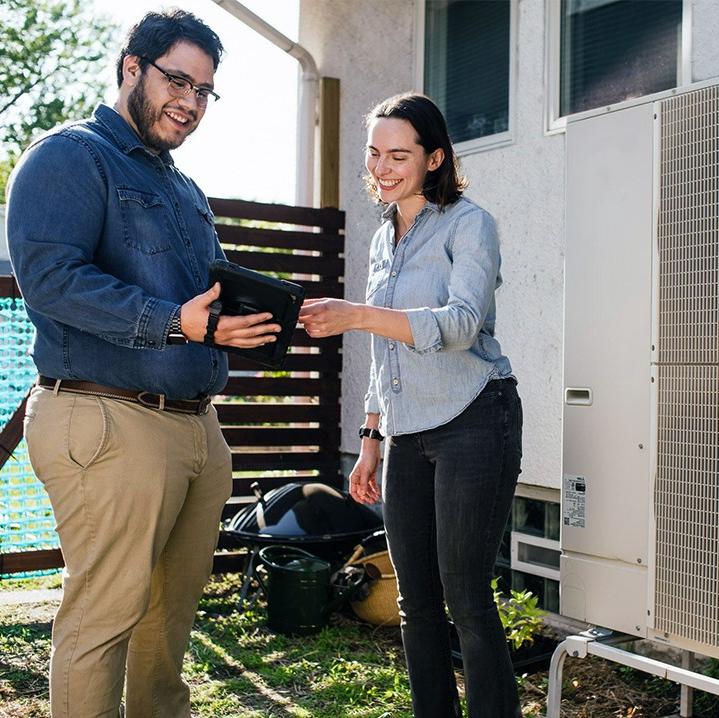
left=224, top=377, right=340, bottom=398
left=0, top=196, right=345, bottom=576
left=0, top=548, right=64, bottom=574
left=216, top=225, right=344, bottom=252
left=223, top=427, right=328, bottom=445
left=0, top=276, right=20, bottom=298
left=231, top=452, right=340, bottom=472
left=228, top=352, right=340, bottom=373
left=209, top=198, right=345, bottom=231
left=216, top=403, right=340, bottom=423
left=224, top=250, right=344, bottom=277
left=289, top=329, right=342, bottom=348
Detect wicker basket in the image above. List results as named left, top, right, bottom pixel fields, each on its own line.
left=345, top=545, right=400, bottom=626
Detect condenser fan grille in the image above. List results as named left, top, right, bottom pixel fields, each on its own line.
left=654, top=86, right=719, bottom=646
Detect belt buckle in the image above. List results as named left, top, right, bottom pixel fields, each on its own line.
left=137, top=391, right=165, bottom=411
left=198, top=396, right=211, bottom=415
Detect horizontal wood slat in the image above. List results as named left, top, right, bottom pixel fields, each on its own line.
left=0, top=548, right=64, bottom=574
left=228, top=353, right=340, bottom=373
left=0, top=276, right=21, bottom=298
left=223, top=427, right=330, bottom=445
left=231, top=452, right=339, bottom=472
left=216, top=403, right=339, bottom=423
left=224, top=377, right=340, bottom=398
left=217, top=225, right=344, bottom=252
left=209, top=198, right=345, bottom=231
left=223, top=250, right=344, bottom=277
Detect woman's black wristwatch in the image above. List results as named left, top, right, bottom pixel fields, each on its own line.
left=358, top=425, right=384, bottom=441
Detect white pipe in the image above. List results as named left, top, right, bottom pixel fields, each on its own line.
left=211, top=0, right=318, bottom=207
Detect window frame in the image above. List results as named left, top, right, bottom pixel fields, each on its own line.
left=414, top=0, right=519, bottom=156
left=544, top=0, right=693, bottom=134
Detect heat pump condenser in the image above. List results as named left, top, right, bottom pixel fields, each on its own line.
left=561, top=82, right=719, bottom=659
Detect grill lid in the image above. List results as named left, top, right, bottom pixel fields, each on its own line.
left=224, top=482, right=383, bottom=542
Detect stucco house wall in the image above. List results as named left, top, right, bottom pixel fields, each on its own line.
left=299, top=0, right=719, bottom=495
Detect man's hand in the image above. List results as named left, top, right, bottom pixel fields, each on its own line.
left=180, top=282, right=281, bottom=347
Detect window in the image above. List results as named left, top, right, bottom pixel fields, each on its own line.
left=557, top=0, right=684, bottom=120
left=422, top=0, right=514, bottom=150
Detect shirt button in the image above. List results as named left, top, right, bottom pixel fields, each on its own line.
left=389, top=342, right=395, bottom=350
left=391, top=271, right=397, bottom=277
left=392, top=378, right=399, bottom=386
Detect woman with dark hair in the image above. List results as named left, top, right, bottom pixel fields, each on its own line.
left=299, top=92, right=522, bottom=718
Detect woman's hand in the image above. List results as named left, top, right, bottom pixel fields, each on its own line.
left=349, top=443, right=381, bottom=504
left=299, top=298, right=361, bottom=337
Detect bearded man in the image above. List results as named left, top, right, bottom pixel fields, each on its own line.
left=6, top=10, right=279, bottom=717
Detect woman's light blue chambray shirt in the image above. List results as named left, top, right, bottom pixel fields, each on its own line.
left=364, top=196, right=514, bottom=437
left=7, top=104, right=227, bottom=399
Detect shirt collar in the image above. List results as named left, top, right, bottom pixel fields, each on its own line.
left=380, top=200, right=440, bottom=222
left=93, top=104, right=174, bottom=166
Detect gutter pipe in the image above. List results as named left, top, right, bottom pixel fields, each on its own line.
left=211, top=0, right=318, bottom=207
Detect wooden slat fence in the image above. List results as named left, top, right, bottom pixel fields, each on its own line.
left=0, top=198, right=345, bottom=575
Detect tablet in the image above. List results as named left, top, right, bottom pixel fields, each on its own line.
left=208, top=259, right=305, bottom=368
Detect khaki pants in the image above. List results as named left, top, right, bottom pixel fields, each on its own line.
left=24, top=387, right=232, bottom=718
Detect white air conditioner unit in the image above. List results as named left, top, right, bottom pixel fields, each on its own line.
left=561, top=81, right=719, bottom=659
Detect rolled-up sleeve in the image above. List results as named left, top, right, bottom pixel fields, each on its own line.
left=364, top=359, right=381, bottom=414
left=404, top=209, right=500, bottom=353
left=7, top=135, right=177, bottom=350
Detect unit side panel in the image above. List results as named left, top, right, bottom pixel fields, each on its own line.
left=562, top=103, right=654, bottom=569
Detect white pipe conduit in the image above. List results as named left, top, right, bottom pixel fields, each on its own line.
left=211, top=0, right=318, bottom=207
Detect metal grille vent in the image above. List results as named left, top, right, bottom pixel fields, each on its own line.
left=654, top=366, right=719, bottom=644
left=654, top=86, right=719, bottom=647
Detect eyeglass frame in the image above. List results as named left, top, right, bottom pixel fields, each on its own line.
left=139, top=56, right=220, bottom=106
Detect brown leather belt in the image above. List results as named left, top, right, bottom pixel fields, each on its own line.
left=37, top=376, right=211, bottom=416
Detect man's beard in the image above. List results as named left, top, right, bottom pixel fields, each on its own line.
left=127, top=77, right=194, bottom=153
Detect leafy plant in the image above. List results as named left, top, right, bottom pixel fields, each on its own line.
left=492, top=578, right=545, bottom=651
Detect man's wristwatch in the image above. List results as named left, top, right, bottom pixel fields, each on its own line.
left=167, top=309, right=188, bottom=345
left=358, top=425, right=384, bottom=441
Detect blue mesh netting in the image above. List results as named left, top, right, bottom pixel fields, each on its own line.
left=0, top=296, right=59, bottom=576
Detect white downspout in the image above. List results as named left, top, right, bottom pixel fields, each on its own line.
left=211, top=0, right=318, bottom=208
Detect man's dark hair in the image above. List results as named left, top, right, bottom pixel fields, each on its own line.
left=116, top=9, right=224, bottom=87
left=365, top=92, right=467, bottom=209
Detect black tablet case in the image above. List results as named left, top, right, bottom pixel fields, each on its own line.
left=208, top=259, right=305, bottom=368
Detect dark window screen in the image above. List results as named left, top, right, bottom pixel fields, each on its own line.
left=425, top=0, right=511, bottom=144
left=560, top=0, right=683, bottom=117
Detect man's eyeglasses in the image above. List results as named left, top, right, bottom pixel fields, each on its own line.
left=140, top=57, right=220, bottom=107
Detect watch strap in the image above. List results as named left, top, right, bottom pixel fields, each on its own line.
left=358, top=426, right=384, bottom=441
left=204, top=299, right=222, bottom=346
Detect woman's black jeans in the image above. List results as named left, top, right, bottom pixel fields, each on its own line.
left=382, top=378, right=523, bottom=718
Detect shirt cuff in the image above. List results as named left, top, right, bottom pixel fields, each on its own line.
left=405, top=307, right=443, bottom=354
left=364, top=389, right=380, bottom=414
left=136, top=297, right=180, bottom=350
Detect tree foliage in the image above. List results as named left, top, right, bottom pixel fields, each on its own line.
left=0, top=0, right=118, bottom=193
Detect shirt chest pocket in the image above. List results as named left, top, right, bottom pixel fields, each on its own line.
left=117, top=188, right=173, bottom=255
left=194, top=202, right=218, bottom=261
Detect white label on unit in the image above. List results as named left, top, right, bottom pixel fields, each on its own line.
left=563, top=475, right=587, bottom=528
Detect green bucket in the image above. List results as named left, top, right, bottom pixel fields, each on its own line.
left=258, top=545, right=332, bottom=636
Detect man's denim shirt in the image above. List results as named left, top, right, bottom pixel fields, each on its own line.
left=6, top=104, right=228, bottom=399
left=364, top=196, right=514, bottom=437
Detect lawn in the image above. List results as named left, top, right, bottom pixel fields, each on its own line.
left=2, top=573, right=719, bottom=717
